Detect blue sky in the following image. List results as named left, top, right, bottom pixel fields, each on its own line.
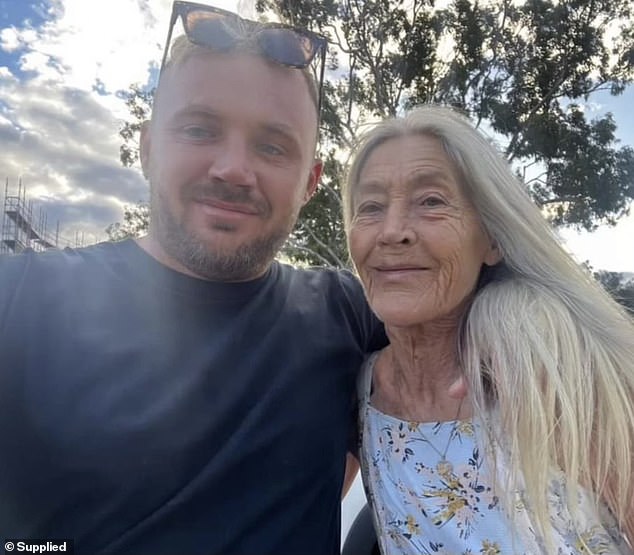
left=0, top=0, right=632, bottom=271
left=557, top=87, right=634, bottom=273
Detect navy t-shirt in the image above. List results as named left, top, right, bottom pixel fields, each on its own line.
left=0, top=240, right=385, bottom=554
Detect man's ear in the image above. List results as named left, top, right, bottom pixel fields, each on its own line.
left=139, top=120, right=152, bottom=180
left=302, top=159, right=323, bottom=205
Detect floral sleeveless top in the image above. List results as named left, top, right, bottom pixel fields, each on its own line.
left=358, top=353, right=631, bottom=555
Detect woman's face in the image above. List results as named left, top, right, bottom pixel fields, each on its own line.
left=348, top=134, right=500, bottom=328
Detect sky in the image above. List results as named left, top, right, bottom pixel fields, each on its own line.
left=0, top=0, right=252, bottom=247
left=1, top=0, right=633, bottom=269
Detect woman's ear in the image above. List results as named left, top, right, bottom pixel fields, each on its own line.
left=484, top=239, right=502, bottom=266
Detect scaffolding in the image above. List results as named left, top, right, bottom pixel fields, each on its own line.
left=1, top=178, right=60, bottom=254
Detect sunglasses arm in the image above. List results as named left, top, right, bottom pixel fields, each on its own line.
left=160, top=6, right=180, bottom=72
left=316, top=47, right=326, bottom=127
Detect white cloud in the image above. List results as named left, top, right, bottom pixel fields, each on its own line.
left=0, top=0, right=176, bottom=243
left=0, top=66, right=147, bottom=244
left=11, top=0, right=166, bottom=91
left=560, top=213, right=634, bottom=273
left=0, top=0, right=253, bottom=244
left=0, top=27, right=22, bottom=51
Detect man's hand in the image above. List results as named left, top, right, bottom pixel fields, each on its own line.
left=342, top=453, right=360, bottom=499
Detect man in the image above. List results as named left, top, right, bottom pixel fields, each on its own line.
left=0, top=3, right=385, bottom=554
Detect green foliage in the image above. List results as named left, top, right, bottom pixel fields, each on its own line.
left=257, top=0, right=634, bottom=266
left=285, top=149, right=350, bottom=266
left=117, top=0, right=634, bottom=268
left=113, top=85, right=153, bottom=242
left=119, top=84, right=154, bottom=168
left=105, top=201, right=150, bottom=241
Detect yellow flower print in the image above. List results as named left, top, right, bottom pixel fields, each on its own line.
left=428, top=490, right=468, bottom=526
left=480, top=540, right=501, bottom=554
left=575, top=528, right=610, bottom=554
left=406, top=514, right=419, bottom=536
left=457, top=420, right=475, bottom=436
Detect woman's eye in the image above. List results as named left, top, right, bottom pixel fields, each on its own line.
left=356, top=202, right=383, bottom=214
left=419, top=196, right=446, bottom=207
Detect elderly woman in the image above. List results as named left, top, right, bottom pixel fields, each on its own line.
left=343, top=106, right=634, bottom=554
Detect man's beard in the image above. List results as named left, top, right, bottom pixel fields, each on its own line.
left=150, top=182, right=297, bottom=282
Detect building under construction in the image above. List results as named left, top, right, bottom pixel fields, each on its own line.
left=1, top=178, right=60, bottom=254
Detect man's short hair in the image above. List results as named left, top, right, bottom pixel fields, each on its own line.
left=156, top=34, right=320, bottom=119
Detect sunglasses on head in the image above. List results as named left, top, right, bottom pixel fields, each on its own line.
left=160, top=1, right=327, bottom=114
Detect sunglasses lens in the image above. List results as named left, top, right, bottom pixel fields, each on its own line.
left=184, top=11, right=236, bottom=51
left=257, top=29, right=317, bottom=68
left=177, top=6, right=324, bottom=69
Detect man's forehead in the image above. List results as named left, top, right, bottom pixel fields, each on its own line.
left=155, top=52, right=318, bottom=146
left=165, top=51, right=305, bottom=94
left=162, top=52, right=314, bottom=112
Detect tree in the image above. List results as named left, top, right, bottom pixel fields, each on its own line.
left=119, top=84, right=154, bottom=169
left=105, top=201, right=150, bottom=241
left=594, top=270, right=634, bottom=314
left=108, top=83, right=154, bottom=242
left=116, top=0, right=634, bottom=267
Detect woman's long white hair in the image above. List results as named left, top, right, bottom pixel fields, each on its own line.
left=343, top=105, right=634, bottom=547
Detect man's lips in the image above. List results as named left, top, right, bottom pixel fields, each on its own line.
left=193, top=198, right=261, bottom=216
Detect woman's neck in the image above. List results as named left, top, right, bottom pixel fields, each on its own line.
left=371, top=323, right=469, bottom=422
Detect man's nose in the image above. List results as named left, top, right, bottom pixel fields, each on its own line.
left=207, top=137, right=257, bottom=187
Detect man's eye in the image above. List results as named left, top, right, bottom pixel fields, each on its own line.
left=258, top=143, right=285, bottom=156
left=182, top=126, right=216, bottom=139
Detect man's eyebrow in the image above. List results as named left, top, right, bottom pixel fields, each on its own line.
left=259, top=122, right=301, bottom=145
left=169, top=105, right=221, bottom=121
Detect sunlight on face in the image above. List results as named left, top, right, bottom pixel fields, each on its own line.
left=349, top=134, right=500, bottom=329
left=141, top=52, right=320, bottom=281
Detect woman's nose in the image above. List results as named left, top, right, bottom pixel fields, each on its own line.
left=377, top=207, right=416, bottom=246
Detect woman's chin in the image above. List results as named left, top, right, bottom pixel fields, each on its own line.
left=373, top=309, right=427, bottom=329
